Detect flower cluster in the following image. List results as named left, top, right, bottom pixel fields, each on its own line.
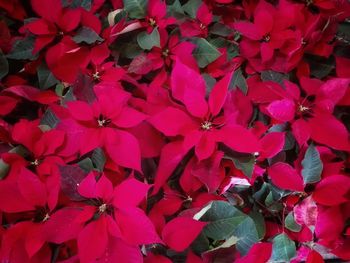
left=0, top=0, right=349, bottom=262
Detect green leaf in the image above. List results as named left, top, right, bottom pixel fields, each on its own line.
left=0, top=159, right=10, bottom=180
left=123, top=0, right=146, bottom=19
left=38, top=63, right=59, bottom=90
left=137, top=28, right=160, bottom=50
left=182, top=0, right=201, bottom=18
left=304, top=54, right=334, bottom=79
left=193, top=38, right=221, bottom=68
left=337, top=22, right=350, bottom=44
left=78, top=158, right=94, bottom=173
left=195, top=201, right=247, bottom=240
left=73, top=27, right=103, bottom=44
left=261, top=70, right=288, bottom=87
left=210, top=23, right=233, bottom=37
left=234, top=217, right=259, bottom=255
left=285, top=212, right=302, bottom=232
left=167, top=0, right=184, bottom=17
left=230, top=68, right=248, bottom=94
left=224, top=154, right=255, bottom=179
left=91, top=148, right=106, bottom=172
left=40, top=109, right=59, bottom=128
left=271, top=233, right=296, bottom=262
left=191, top=232, right=210, bottom=254
left=63, top=0, right=92, bottom=10
left=6, top=36, right=38, bottom=60
left=301, top=144, right=323, bottom=184
left=250, top=210, right=266, bottom=239
left=0, top=50, right=9, bottom=81
left=202, top=73, right=216, bottom=96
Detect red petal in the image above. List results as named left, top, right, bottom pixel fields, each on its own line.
left=116, top=207, right=161, bottom=245
left=196, top=3, right=212, bottom=25
left=315, top=206, right=344, bottom=241
left=313, top=174, right=350, bottom=206
left=162, top=217, right=206, bottom=252
left=97, top=237, right=143, bottom=263
left=96, top=175, right=114, bottom=201
left=18, top=167, right=47, bottom=207
left=292, top=119, right=311, bottom=147
left=105, top=129, right=141, bottom=171
left=183, top=87, right=209, bottom=118
left=153, top=141, right=187, bottom=193
left=149, top=107, right=197, bottom=136
left=306, top=250, right=324, bottom=263
left=113, top=178, right=151, bottom=208
left=255, top=10, right=273, bottom=36
left=0, top=96, right=18, bottom=116
left=44, top=208, right=84, bottom=244
left=112, top=107, right=147, bottom=128
left=78, top=217, right=108, bottom=263
left=259, top=132, right=285, bottom=159
left=171, top=59, right=208, bottom=118
left=208, top=72, right=232, bottom=116
left=192, top=151, right=224, bottom=192
left=31, top=0, right=62, bottom=23
left=0, top=181, right=34, bottom=213
left=25, top=19, right=54, bottom=35
left=78, top=172, right=97, bottom=199
left=266, top=99, right=295, bottom=122
left=318, top=78, right=350, bottom=104
left=268, top=162, right=304, bottom=191
left=217, top=126, right=260, bottom=153
left=308, top=115, right=350, bottom=151
left=235, top=242, right=272, bottom=263
left=234, top=22, right=262, bottom=40
left=57, top=9, right=81, bottom=32
left=195, top=131, right=217, bottom=161
left=261, top=43, right=274, bottom=63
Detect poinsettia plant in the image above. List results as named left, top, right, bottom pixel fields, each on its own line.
left=0, top=0, right=350, bottom=262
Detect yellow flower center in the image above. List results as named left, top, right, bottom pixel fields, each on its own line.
left=201, top=121, right=212, bottom=130
left=99, top=203, right=107, bottom=213
left=149, top=18, right=157, bottom=27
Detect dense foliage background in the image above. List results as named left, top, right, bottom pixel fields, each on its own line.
left=0, top=0, right=350, bottom=262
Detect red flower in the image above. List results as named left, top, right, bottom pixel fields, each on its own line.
left=59, top=85, right=146, bottom=171
left=180, top=3, right=213, bottom=38
left=149, top=59, right=259, bottom=192
left=76, top=173, right=161, bottom=263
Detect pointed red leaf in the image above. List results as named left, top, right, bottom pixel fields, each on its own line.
left=162, top=217, right=206, bottom=252
left=268, top=162, right=304, bottom=191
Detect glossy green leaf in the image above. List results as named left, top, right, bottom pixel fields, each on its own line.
left=285, top=212, right=302, bottom=232
left=91, top=148, right=106, bottom=172
left=0, top=50, right=8, bottom=81
left=230, top=68, right=248, bottom=94
left=0, top=159, right=9, bottom=180
left=193, top=38, right=221, bottom=68
left=73, top=27, right=103, bottom=44
left=78, top=158, right=94, bottom=173
left=271, top=233, right=296, bottom=262
left=261, top=70, right=288, bottom=87
left=40, top=109, right=59, bottom=128
left=123, top=0, right=146, bottom=19
left=301, top=144, right=323, bottom=184
left=38, top=63, right=59, bottom=90
left=182, top=0, right=201, bottom=18
left=195, top=201, right=247, bottom=240
left=137, top=28, right=160, bottom=50
left=234, top=217, right=259, bottom=255
left=7, top=36, right=37, bottom=60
